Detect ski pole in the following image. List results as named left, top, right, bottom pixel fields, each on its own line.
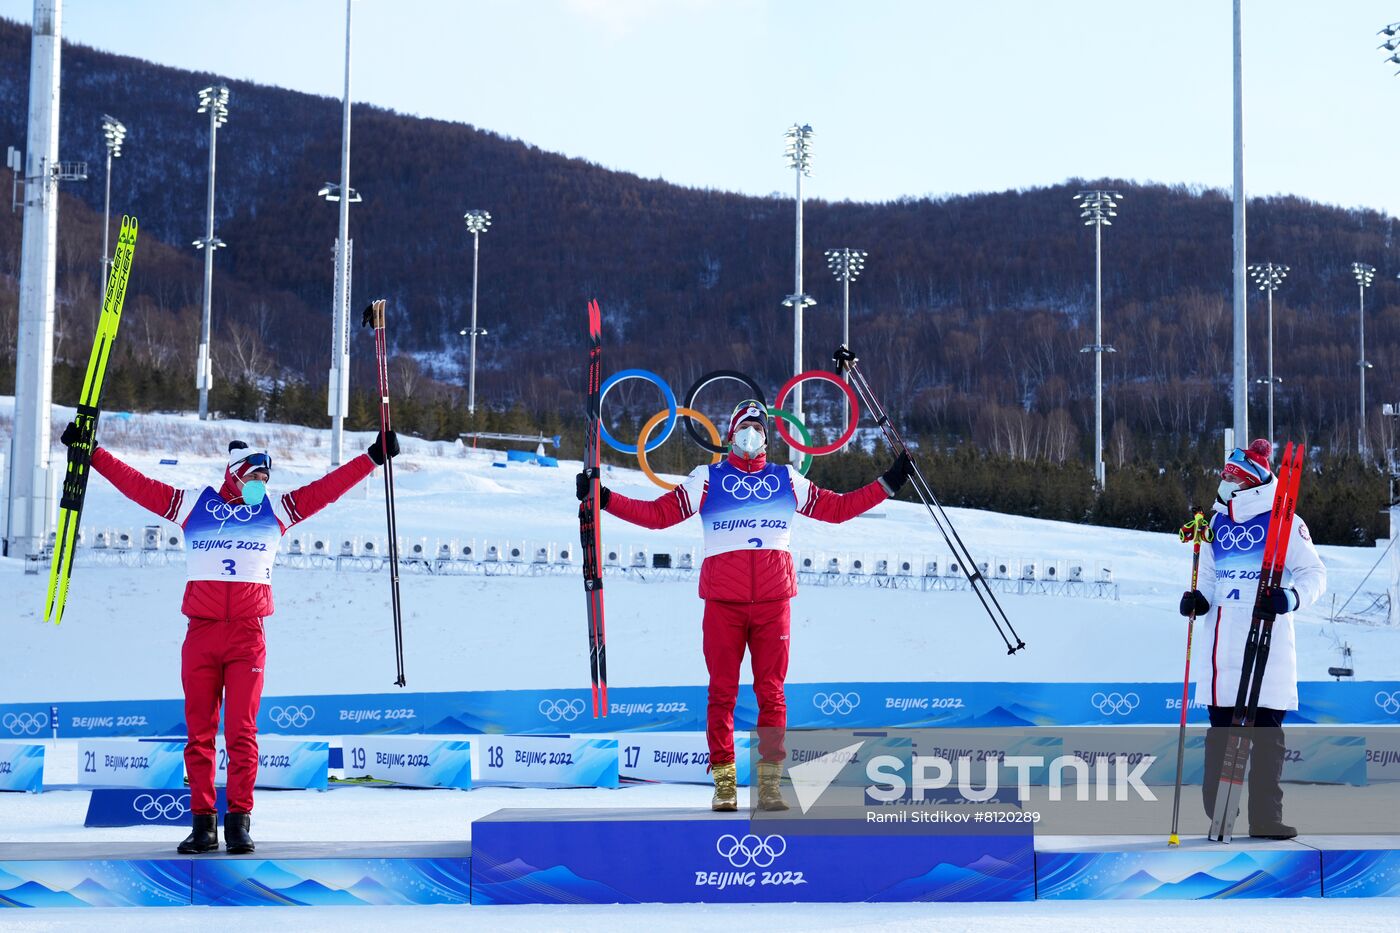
left=833, top=345, right=1025, bottom=654
left=1169, top=510, right=1211, bottom=846
left=362, top=299, right=407, bottom=687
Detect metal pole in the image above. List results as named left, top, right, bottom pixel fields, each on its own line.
left=329, top=0, right=354, bottom=466
left=7, top=0, right=62, bottom=558
left=841, top=269, right=851, bottom=435
left=101, top=146, right=111, bottom=310
left=1360, top=283, right=1368, bottom=457
left=196, top=104, right=216, bottom=421
left=1266, top=283, right=1275, bottom=447
left=469, top=229, right=480, bottom=415
left=1231, top=0, right=1249, bottom=442
left=1094, top=218, right=1105, bottom=489
left=793, top=165, right=804, bottom=426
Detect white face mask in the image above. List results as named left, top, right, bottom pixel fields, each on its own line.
left=732, top=425, right=766, bottom=457
left=1217, top=478, right=1240, bottom=502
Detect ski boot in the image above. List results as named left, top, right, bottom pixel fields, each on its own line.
left=224, top=811, right=256, bottom=854
left=756, top=761, right=790, bottom=812
left=177, top=813, right=219, bottom=854
left=1249, top=821, right=1297, bottom=840
left=711, top=762, right=738, bottom=812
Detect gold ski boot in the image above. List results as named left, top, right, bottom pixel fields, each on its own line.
left=757, top=761, right=790, bottom=811
left=711, top=762, right=738, bottom=812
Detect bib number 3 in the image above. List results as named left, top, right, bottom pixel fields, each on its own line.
left=222, top=559, right=237, bottom=576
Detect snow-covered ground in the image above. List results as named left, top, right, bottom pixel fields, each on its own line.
left=3, top=400, right=1396, bottom=702
left=4, top=402, right=1399, bottom=929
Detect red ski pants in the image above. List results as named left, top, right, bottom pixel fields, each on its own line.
left=181, top=616, right=266, bottom=814
left=703, top=598, right=790, bottom=766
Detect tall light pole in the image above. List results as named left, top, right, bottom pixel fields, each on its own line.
left=462, top=209, right=492, bottom=415
left=8, top=0, right=65, bottom=558
left=99, top=114, right=124, bottom=310
left=193, top=85, right=228, bottom=422
left=782, top=124, right=815, bottom=455
left=1247, top=261, right=1288, bottom=447
left=1074, top=189, right=1121, bottom=490
left=325, top=0, right=356, bottom=467
left=1231, top=0, right=1248, bottom=449
left=1354, top=262, right=1376, bottom=457
left=825, top=247, right=866, bottom=438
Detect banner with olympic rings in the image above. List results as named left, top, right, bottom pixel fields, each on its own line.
left=0, top=741, right=44, bottom=793
left=598, top=368, right=861, bottom=489
left=10, top=680, right=1400, bottom=745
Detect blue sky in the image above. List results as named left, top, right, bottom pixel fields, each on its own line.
left=5, top=0, right=1400, bottom=213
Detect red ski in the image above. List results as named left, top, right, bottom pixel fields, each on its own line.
left=579, top=299, right=608, bottom=717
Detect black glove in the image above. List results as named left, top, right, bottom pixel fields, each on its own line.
left=879, top=451, right=913, bottom=495
left=60, top=421, right=83, bottom=448
left=368, top=430, right=399, bottom=465
left=1257, top=586, right=1299, bottom=622
left=1179, top=590, right=1210, bottom=618
left=575, top=470, right=611, bottom=508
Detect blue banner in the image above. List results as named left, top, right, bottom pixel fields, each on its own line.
left=85, top=787, right=228, bottom=827
left=342, top=736, right=473, bottom=789
left=0, top=742, right=44, bottom=793
left=8, top=681, right=1400, bottom=740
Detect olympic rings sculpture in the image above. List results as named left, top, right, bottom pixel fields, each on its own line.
left=600, top=368, right=860, bottom=489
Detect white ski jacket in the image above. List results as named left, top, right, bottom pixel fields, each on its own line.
left=1190, top=478, right=1327, bottom=711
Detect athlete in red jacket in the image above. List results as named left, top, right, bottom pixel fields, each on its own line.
left=577, top=400, right=910, bottom=810
left=61, top=423, right=398, bottom=853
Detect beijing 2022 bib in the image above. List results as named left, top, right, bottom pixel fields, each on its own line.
left=183, top=487, right=281, bottom=582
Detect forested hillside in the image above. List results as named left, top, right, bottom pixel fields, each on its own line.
left=0, top=17, right=1395, bottom=543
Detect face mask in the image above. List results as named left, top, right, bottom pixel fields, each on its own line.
left=241, top=479, right=267, bottom=506
left=732, top=425, right=765, bottom=457
left=1217, top=478, right=1240, bottom=502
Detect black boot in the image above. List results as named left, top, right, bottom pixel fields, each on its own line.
left=224, top=811, right=255, bottom=854
left=177, top=813, right=219, bottom=854
left=1247, top=709, right=1293, bottom=840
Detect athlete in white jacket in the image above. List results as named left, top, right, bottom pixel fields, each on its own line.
left=1178, top=439, right=1326, bottom=839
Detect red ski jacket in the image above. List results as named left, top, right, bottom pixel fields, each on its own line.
left=605, top=451, right=889, bottom=603
left=91, top=447, right=375, bottom=621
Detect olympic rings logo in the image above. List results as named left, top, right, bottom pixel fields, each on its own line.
left=716, top=833, right=787, bottom=868
left=813, top=692, right=861, bottom=716
left=206, top=499, right=262, bottom=523
left=133, top=793, right=189, bottom=821
left=268, top=705, right=315, bottom=729
left=1215, top=524, right=1266, bottom=551
left=599, top=368, right=862, bottom=490
left=1376, top=692, right=1400, bottom=715
left=2, top=712, right=49, bottom=736
left=720, top=473, right=783, bottom=501
left=539, top=698, right=587, bottom=722
left=1090, top=692, right=1140, bottom=716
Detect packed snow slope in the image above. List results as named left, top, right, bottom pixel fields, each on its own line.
left=2, top=400, right=1396, bottom=703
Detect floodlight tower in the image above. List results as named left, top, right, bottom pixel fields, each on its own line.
left=324, top=0, right=358, bottom=466
left=193, top=84, right=228, bottom=421
left=825, top=247, right=867, bottom=437
left=1247, top=262, right=1288, bottom=447
left=782, top=123, right=815, bottom=446
left=99, top=114, right=125, bottom=304
left=463, top=209, right=492, bottom=415
left=1074, top=189, right=1122, bottom=490
left=1354, top=262, right=1377, bottom=457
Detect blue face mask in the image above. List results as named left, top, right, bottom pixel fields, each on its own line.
left=241, top=479, right=267, bottom=506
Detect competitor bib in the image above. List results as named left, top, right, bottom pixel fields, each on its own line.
left=183, top=487, right=281, bottom=583
left=1210, top=511, right=1291, bottom=606
left=698, top=461, right=796, bottom=556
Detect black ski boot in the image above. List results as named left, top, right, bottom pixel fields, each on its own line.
left=177, top=813, right=219, bottom=854
left=1248, top=821, right=1297, bottom=840
left=224, top=812, right=255, bottom=854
